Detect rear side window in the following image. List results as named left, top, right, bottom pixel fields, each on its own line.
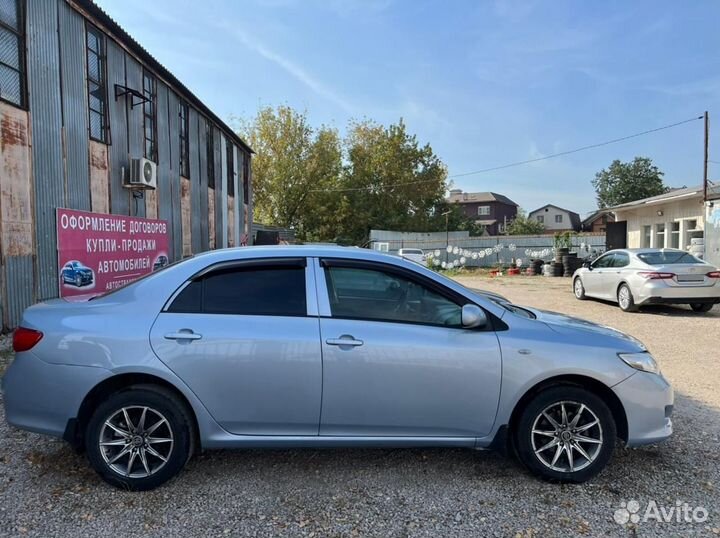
left=168, top=265, right=306, bottom=316
left=612, top=253, right=629, bottom=267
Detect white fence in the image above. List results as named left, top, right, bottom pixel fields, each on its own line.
left=369, top=229, right=607, bottom=267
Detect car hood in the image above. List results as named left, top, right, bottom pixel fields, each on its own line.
left=524, top=306, right=647, bottom=351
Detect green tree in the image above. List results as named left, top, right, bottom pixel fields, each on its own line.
left=592, top=157, right=668, bottom=209
left=335, top=119, right=448, bottom=244
left=506, top=209, right=545, bottom=235
left=238, top=106, right=342, bottom=240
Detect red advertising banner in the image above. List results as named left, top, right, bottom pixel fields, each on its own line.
left=56, top=208, right=170, bottom=299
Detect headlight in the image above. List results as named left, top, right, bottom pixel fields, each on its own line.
left=618, top=352, right=660, bottom=375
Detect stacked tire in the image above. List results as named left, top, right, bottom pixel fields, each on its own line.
left=562, top=254, right=583, bottom=277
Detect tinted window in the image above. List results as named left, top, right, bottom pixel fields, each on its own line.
left=612, top=253, right=629, bottom=267
left=168, top=265, right=306, bottom=316
left=325, top=266, right=461, bottom=327
left=592, top=254, right=614, bottom=268
left=638, top=251, right=703, bottom=265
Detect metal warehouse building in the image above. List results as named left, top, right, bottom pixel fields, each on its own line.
left=0, top=0, right=253, bottom=328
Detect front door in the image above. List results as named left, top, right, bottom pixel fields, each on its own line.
left=584, top=252, right=616, bottom=298
left=150, top=258, right=322, bottom=435
left=316, top=259, right=502, bottom=438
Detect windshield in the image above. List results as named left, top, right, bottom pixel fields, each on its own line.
left=401, top=249, right=423, bottom=255
left=638, top=251, right=703, bottom=265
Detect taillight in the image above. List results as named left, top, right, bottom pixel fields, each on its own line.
left=13, top=327, right=43, bottom=352
left=707, top=271, right=720, bottom=278
left=638, top=272, right=675, bottom=280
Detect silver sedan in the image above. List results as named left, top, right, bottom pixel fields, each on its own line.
left=572, top=248, right=720, bottom=312
left=4, top=246, right=673, bottom=490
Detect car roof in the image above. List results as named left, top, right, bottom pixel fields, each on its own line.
left=192, top=245, right=405, bottom=263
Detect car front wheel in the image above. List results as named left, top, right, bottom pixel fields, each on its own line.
left=690, top=303, right=714, bottom=313
left=573, top=277, right=586, bottom=300
left=514, top=386, right=616, bottom=483
left=85, top=385, right=193, bottom=490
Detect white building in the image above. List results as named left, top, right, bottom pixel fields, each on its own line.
left=528, top=204, right=581, bottom=232
left=610, top=186, right=705, bottom=250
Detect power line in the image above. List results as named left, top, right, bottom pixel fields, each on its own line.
left=448, top=116, right=703, bottom=179
left=309, top=115, right=703, bottom=193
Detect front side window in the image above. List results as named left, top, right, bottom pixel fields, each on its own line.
left=555, top=214, right=563, bottom=223
left=142, top=70, right=157, bottom=161
left=86, top=24, right=108, bottom=142
left=179, top=101, right=189, bottom=178
left=477, top=205, right=490, bottom=216
left=168, top=263, right=306, bottom=316
left=324, top=266, right=462, bottom=327
left=592, top=254, right=615, bottom=269
left=0, top=0, right=25, bottom=107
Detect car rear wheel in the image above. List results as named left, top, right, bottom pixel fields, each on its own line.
left=617, top=284, right=638, bottom=312
left=573, top=277, right=586, bottom=300
left=85, top=385, right=192, bottom=490
left=690, top=303, right=714, bottom=313
left=514, top=386, right=616, bottom=483
left=75, top=275, right=82, bottom=287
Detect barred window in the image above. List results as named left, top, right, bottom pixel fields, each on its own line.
left=0, top=0, right=26, bottom=108
left=179, top=101, right=189, bottom=178
left=142, top=70, right=157, bottom=161
left=86, top=24, right=108, bottom=142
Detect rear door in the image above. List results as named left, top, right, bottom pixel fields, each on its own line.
left=315, top=258, right=502, bottom=438
left=150, top=258, right=322, bottom=435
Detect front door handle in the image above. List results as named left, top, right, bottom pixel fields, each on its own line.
left=326, top=335, right=364, bottom=347
left=165, top=331, right=202, bottom=341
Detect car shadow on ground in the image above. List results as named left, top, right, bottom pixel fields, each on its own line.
left=582, top=298, right=719, bottom=318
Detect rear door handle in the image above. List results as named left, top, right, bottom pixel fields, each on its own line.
left=165, top=331, right=202, bottom=341
left=326, top=336, right=364, bottom=347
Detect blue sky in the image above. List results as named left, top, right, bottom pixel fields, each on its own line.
left=96, top=0, right=720, bottom=216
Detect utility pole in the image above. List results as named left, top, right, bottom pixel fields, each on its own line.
left=704, top=111, right=709, bottom=201
left=441, top=209, right=451, bottom=265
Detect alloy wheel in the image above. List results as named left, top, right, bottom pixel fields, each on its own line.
left=618, top=286, right=631, bottom=309
left=531, top=401, right=603, bottom=473
left=99, top=406, right=174, bottom=478
left=574, top=279, right=584, bottom=298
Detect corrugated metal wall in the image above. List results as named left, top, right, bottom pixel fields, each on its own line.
left=58, top=2, right=90, bottom=211
left=27, top=0, right=65, bottom=300
left=0, top=0, right=251, bottom=328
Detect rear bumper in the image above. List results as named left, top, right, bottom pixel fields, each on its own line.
left=612, top=371, right=673, bottom=446
left=2, top=352, right=109, bottom=438
left=635, top=281, right=720, bottom=305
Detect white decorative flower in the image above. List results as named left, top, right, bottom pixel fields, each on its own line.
left=441, top=261, right=447, bottom=269
left=434, top=249, right=441, bottom=258
left=460, top=256, right=466, bottom=265
left=508, top=244, right=516, bottom=251
left=485, top=248, right=493, bottom=255
left=446, top=245, right=453, bottom=253
left=478, top=251, right=485, bottom=258
left=452, top=246, right=459, bottom=255
left=472, top=253, right=478, bottom=260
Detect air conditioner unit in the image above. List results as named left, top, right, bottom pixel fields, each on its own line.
left=125, top=157, right=157, bottom=190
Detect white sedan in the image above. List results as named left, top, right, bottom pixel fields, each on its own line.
left=397, top=248, right=427, bottom=265
left=572, top=248, right=720, bottom=312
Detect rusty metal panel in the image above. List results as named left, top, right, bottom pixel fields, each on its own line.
left=197, top=115, right=209, bottom=252
left=58, top=1, right=90, bottom=211
left=27, top=0, right=64, bottom=300
left=188, top=107, right=201, bottom=253
left=219, top=134, right=228, bottom=248
left=155, top=82, right=174, bottom=259
left=181, top=178, right=191, bottom=256
left=208, top=187, right=216, bottom=249
left=213, top=125, right=222, bottom=248
left=4, top=255, right=33, bottom=329
left=106, top=40, right=129, bottom=216
left=0, top=103, right=33, bottom=257
left=168, top=90, right=182, bottom=260
left=89, top=140, right=109, bottom=213
left=125, top=55, right=145, bottom=218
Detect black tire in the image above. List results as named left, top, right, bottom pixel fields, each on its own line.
left=75, top=275, right=82, bottom=287
left=573, top=277, right=586, bottom=300
left=617, top=283, right=638, bottom=312
left=690, top=303, right=714, bottom=313
left=514, top=386, right=616, bottom=483
left=85, top=385, right=193, bottom=491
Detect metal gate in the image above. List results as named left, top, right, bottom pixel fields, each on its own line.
left=605, top=221, right=627, bottom=250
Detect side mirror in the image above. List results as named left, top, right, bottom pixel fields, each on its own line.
left=583, top=260, right=592, bottom=270
left=462, top=304, right=488, bottom=329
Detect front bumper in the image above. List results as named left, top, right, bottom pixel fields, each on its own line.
left=2, top=351, right=109, bottom=438
left=612, top=370, right=673, bottom=446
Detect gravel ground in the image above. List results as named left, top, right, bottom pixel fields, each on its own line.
left=0, top=276, right=719, bottom=537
